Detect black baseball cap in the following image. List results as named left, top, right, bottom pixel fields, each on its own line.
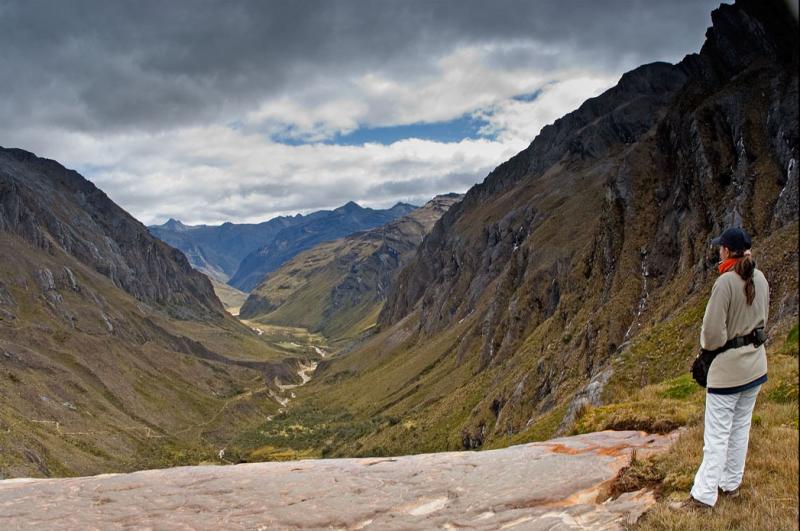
left=711, top=227, right=752, bottom=252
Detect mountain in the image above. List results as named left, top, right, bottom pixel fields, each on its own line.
left=149, top=215, right=303, bottom=283
left=239, top=194, right=462, bottom=342
left=0, top=148, right=224, bottom=321
left=264, top=0, right=798, bottom=457
left=228, top=202, right=417, bottom=292
left=0, top=147, right=300, bottom=478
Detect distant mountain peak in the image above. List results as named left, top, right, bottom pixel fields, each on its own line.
left=336, top=201, right=363, bottom=212
left=164, top=218, right=188, bottom=231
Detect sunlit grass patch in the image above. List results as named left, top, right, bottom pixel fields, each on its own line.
left=574, top=399, right=702, bottom=435
left=249, top=445, right=318, bottom=461
left=657, top=373, right=700, bottom=400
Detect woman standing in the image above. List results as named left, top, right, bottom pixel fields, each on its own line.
left=674, top=227, right=770, bottom=512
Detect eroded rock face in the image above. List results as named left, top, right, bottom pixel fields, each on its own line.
left=0, top=430, right=677, bottom=530
left=0, top=147, right=224, bottom=321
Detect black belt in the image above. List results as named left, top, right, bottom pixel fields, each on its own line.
left=702, top=327, right=766, bottom=357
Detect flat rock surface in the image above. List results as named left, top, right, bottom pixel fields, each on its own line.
left=0, top=430, right=678, bottom=530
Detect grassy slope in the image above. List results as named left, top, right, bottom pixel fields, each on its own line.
left=0, top=233, right=294, bottom=478
left=248, top=237, right=376, bottom=342
left=210, top=279, right=248, bottom=314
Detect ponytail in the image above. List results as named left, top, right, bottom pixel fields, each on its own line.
left=733, top=251, right=756, bottom=305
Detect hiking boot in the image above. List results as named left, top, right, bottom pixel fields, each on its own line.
left=719, top=486, right=740, bottom=498
left=668, top=495, right=713, bottom=513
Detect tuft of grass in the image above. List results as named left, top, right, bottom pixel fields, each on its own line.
left=766, top=375, right=799, bottom=404
left=658, top=373, right=700, bottom=400
left=608, top=449, right=666, bottom=499
left=779, top=323, right=798, bottom=357
left=574, top=373, right=704, bottom=435
left=574, top=399, right=701, bottom=435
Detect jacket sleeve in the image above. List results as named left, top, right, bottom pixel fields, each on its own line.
left=700, top=277, right=730, bottom=350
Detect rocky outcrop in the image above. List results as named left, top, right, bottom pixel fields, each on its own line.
left=239, top=195, right=461, bottom=341
left=0, top=430, right=678, bottom=530
left=0, top=147, right=224, bottom=320
left=229, top=202, right=417, bottom=292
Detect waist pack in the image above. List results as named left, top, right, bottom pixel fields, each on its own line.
left=691, top=328, right=766, bottom=387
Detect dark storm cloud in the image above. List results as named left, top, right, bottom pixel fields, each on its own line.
left=0, top=0, right=720, bottom=133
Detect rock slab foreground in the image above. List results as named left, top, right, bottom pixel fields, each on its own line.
left=0, top=430, right=678, bottom=530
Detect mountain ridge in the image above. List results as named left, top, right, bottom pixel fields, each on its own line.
left=150, top=202, right=418, bottom=290
left=0, top=147, right=224, bottom=321
left=239, top=194, right=462, bottom=343
left=227, top=202, right=417, bottom=292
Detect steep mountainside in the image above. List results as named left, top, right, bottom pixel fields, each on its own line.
left=228, top=202, right=417, bottom=292
left=273, top=0, right=798, bottom=457
left=1, top=148, right=223, bottom=321
left=239, top=194, right=462, bottom=342
left=149, top=216, right=303, bottom=283
left=0, top=148, right=301, bottom=478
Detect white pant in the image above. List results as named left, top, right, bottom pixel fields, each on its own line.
left=691, top=385, right=761, bottom=506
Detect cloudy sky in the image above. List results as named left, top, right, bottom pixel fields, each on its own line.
left=0, top=0, right=721, bottom=225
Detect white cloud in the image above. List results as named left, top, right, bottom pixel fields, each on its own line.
left=18, top=125, right=511, bottom=225
left=240, top=43, right=608, bottom=143
left=0, top=1, right=720, bottom=226
left=476, top=75, right=618, bottom=148
left=6, top=59, right=618, bottom=226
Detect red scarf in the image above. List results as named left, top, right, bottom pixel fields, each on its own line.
left=718, top=257, right=740, bottom=274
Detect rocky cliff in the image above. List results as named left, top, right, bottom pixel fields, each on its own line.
left=284, top=0, right=798, bottom=455
left=0, top=148, right=224, bottom=321
left=239, top=194, right=461, bottom=342
left=228, top=202, right=417, bottom=292
left=381, top=0, right=797, bottom=376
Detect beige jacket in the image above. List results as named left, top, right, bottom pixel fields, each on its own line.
left=701, top=268, right=769, bottom=389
